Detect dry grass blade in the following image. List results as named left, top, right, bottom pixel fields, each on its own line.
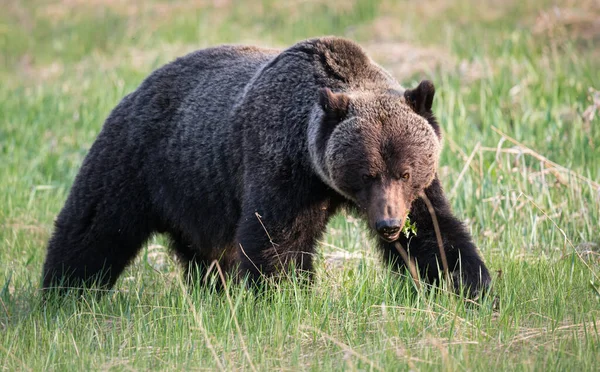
left=0, top=298, right=9, bottom=318
left=393, top=241, right=421, bottom=290
left=0, top=343, right=32, bottom=372
left=254, top=212, right=292, bottom=281
left=205, top=260, right=257, bottom=372
left=300, top=325, right=383, bottom=371
left=450, top=142, right=481, bottom=197
left=176, top=276, right=226, bottom=372
left=491, top=126, right=600, bottom=190
left=512, top=191, right=600, bottom=282
left=420, top=193, right=451, bottom=283
left=238, top=243, right=264, bottom=280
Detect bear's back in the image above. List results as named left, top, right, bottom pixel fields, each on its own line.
left=140, top=44, right=281, bottom=129
left=99, top=38, right=404, bottom=246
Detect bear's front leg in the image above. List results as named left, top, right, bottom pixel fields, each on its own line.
left=378, top=177, right=491, bottom=298
left=235, top=190, right=335, bottom=286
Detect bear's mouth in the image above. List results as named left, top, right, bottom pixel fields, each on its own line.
left=379, top=231, right=401, bottom=242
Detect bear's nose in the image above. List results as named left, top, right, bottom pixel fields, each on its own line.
left=376, top=219, right=401, bottom=240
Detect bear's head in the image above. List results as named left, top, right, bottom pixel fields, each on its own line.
left=309, top=80, right=441, bottom=242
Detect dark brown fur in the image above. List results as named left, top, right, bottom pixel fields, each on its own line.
left=42, top=37, right=490, bottom=298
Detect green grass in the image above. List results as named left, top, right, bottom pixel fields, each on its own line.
left=1, top=0, right=599, bottom=370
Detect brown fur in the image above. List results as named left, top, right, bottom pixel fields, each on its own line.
left=310, top=89, right=441, bottom=237
left=42, top=37, right=489, bottom=298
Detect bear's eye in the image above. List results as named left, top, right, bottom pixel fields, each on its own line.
left=362, top=174, right=377, bottom=182
left=400, top=172, right=410, bottom=181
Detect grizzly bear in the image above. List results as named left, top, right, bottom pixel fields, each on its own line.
left=42, top=37, right=491, bottom=297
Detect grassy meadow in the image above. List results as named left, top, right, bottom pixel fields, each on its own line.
left=1, top=0, right=599, bottom=370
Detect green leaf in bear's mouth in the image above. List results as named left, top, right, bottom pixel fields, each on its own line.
left=402, top=215, right=417, bottom=238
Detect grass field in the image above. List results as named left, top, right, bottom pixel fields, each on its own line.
left=1, top=0, right=600, bottom=370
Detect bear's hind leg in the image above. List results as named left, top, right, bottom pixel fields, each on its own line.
left=169, top=232, right=236, bottom=290
left=168, top=232, right=213, bottom=288
left=42, top=197, right=154, bottom=294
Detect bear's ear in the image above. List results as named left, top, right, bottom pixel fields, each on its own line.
left=319, top=88, right=350, bottom=123
left=404, top=80, right=435, bottom=115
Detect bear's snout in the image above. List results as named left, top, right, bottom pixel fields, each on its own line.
left=364, top=181, right=408, bottom=242
left=375, top=219, right=402, bottom=241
